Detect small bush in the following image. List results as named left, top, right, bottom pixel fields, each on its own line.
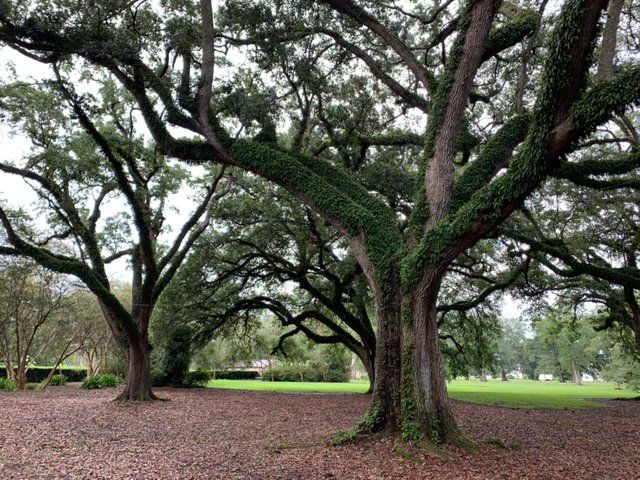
left=81, top=376, right=102, bottom=389
left=184, top=369, right=213, bottom=387
left=0, top=378, right=16, bottom=391
left=0, top=367, right=87, bottom=382
left=48, top=374, right=67, bottom=386
left=628, top=377, right=640, bottom=392
left=151, top=368, right=166, bottom=387
left=81, top=374, right=125, bottom=389
left=97, top=373, right=123, bottom=387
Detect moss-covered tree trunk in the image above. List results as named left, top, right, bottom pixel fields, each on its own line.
left=365, top=268, right=468, bottom=445
left=368, top=276, right=402, bottom=431
left=396, top=270, right=471, bottom=446
left=412, top=276, right=457, bottom=441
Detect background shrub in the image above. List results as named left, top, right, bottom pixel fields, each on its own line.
left=0, top=378, right=16, bottom=391
left=0, top=367, right=87, bottom=383
left=213, top=370, right=259, bottom=380
left=159, top=325, right=193, bottom=386
left=184, top=369, right=213, bottom=387
left=98, top=373, right=123, bottom=387
left=48, top=374, right=67, bottom=386
left=81, top=374, right=125, bottom=389
left=262, top=365, right=348, bottom=383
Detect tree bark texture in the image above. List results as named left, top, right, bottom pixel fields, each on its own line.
left=571, top=361, right=582, bottom=385
left=367, top=267, right=470, bottom=446
left=597, top=0, right=624, bottom=81
left=409, top=271, right=465, bottom=444
left=117, top=335, right=156, bottom=401
left=369, top=273, right=402, bottom=431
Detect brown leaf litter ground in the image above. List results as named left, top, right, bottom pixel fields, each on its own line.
left=1, top=386, right=638, bottom=479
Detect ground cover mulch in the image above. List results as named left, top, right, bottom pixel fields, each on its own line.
left=1, top=387, right=638, bottom=479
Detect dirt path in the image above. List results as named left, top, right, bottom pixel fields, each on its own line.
left=0, top=387, right=638, bottom=479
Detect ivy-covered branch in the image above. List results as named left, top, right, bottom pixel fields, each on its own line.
left=0, top=161, right=108, bottom=281
left=554, top=152, right=640, bottom=179
left=481, top=9, right=538, bottom=61
left=402, top=0, right=626, bottom=291
left=0, top=206, right=140, bottom=341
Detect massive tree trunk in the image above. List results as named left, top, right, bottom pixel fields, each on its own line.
left=364, top=267, right=469, bottom=447
left=117, top=335, right=156, bottom=401
left=368, top=275, right=402, bottom=431
left=406, top=271, right=469, bottom=446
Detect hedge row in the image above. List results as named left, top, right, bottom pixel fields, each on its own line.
left=0, top=367, right=87, bottom=383
left=261, top=366, right=348, bottom=383
left=213, top=370, right=259, bottom=380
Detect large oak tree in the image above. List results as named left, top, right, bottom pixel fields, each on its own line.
left=1, top=0, right=639, bottom=444
left=0, top=76, right=229, bottom=400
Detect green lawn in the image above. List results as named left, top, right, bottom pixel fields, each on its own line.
left=207, top=379, right=370, bottom=393
left=207, top=378, right=638, bottom=409
left=447, top=379, right=638, bottom=409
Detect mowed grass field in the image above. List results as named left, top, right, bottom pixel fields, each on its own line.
left=447, top=379, right=638, bottom=409
left=207, top=378, right=639, bottom=409
left=207, top=379, right=370, bottom=394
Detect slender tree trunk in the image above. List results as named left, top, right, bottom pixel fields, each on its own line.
left=361, top=351, right=375, bottom=394
left=85, top=351, right=96, bottom=377
left=5, top=362, right=15, bottom=381
left=16, top=358, right=27, bottom=390
left=116, top=335, right=156, bottom=401
left=479, top=372, right=488, bottom=382
left=501, top=369, right=508, bottom=382
left=571, top=361, right=582, bottom=385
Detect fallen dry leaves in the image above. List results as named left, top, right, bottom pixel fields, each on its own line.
left=1, top=386, right=638, bottom=479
